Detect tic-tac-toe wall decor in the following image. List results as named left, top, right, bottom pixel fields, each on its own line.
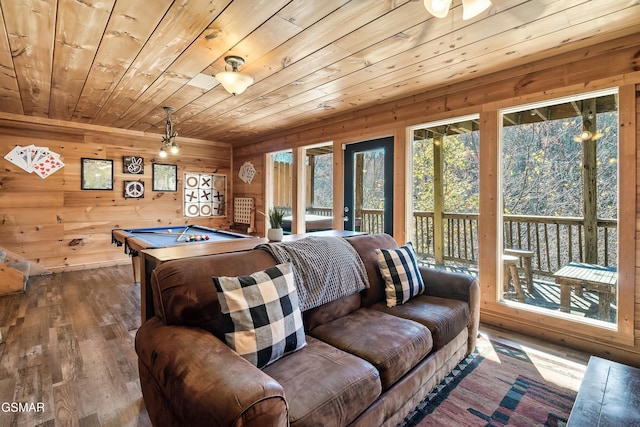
left=184, top=173, right=226, bottom=217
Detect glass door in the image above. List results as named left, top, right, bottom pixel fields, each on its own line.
left=344, top=137, right=394, bottom=235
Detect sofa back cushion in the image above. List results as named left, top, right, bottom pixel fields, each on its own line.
left=345, top=233, right=399, bottom=307
left=151, top=249, right=278, bottom=338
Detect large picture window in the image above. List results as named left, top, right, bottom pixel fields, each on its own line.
left=500, top=89, right=619, bottom=326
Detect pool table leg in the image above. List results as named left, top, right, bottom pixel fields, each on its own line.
left=132, top=256, right=141, bottom=284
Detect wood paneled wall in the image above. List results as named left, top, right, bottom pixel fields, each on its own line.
left=0, top=114, right=232, bottom=272
left=233, top=34, right=640, bottom=365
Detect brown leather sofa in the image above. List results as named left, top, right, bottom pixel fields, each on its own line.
left=135, top=233, right=480, bottom=427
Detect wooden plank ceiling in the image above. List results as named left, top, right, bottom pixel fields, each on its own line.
left=0, top=0, right=638, bottom=146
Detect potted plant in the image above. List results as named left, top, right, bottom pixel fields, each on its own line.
left=267, top=207, right=285, bottom=241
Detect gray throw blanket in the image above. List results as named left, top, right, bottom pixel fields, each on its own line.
left=256, top=236, right=370, bottom=311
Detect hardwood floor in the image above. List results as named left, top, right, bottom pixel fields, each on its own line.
left=0, top=265, right=150, bottom=427
left=0, top=265, right=591, bottom=427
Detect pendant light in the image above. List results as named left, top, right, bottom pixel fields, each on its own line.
left=159, top=106, right=179, bottom=158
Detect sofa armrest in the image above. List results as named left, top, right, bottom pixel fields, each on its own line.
left=419, top=267, right=480, bottom=355
left=135, top=317, right=288, bottom=427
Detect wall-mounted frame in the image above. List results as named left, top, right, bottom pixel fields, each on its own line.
left=124, top=180, right=145, bottom=199
left=123, top=156, right=144, bottom=174
left=152, top=163, right=177, bottom=192
left=81, top=158, right=113, bottom=190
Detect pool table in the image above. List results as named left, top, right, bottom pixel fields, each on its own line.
left=112, top=225, right=253, bottom=283
left=132, top=229, right=363, bottom=322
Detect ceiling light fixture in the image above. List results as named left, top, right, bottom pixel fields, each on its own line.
left=573, top=120, right=604, bottom=143
left=423, top=0, right=451, bottom=18
left=159, top=106, right=179, bottom=158
left=423, top=0, right=491, bottom=20
left=461, top=0, right=492, bottom=20
left=214, top=56, right=254, bottom=96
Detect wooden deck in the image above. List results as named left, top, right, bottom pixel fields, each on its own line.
left=420, top=261, right=617, bottom=324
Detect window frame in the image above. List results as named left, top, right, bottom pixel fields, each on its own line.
left=493, top=87, right=635, bottom=346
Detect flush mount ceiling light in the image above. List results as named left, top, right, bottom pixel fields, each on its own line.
left=214, top=56, right=254, bottom=96
left=159, top=106, right=179, bottom=158
left=423, top=0, right=451, bottom=18
left=423, top=0, right=491, bottom=20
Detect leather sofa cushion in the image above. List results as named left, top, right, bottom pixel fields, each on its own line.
left=263, top=336, right=381, bottom=427
left=150, top=249, right=278, bottom=337
left=371, top=295, right=470, bottom=351
left=309, top=308, right=433, bottom=390
left=345, top=233, right=398, bottom=307
left=303, top=292, right=361, bottom=331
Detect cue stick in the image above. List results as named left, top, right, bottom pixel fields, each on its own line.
left=176, top=226, right=190, bottom=242
left=128, top=231, right=186, bottom=235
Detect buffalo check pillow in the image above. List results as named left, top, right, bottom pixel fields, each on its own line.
left=376, top=242, right=426, bottom=307
left=212, top=263, right=306, bottom=368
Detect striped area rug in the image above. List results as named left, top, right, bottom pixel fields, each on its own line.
left=400, top=336, right=586, bottom=427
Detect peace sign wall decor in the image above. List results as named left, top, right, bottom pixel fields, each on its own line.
left=124, top=180, right=145, bottom=199
left=123, top=156, right=144, bottom=174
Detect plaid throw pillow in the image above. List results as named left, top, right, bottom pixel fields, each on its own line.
left=213, top=263, right=306, bottom=368
left=376, top=242, right=425, bottom=307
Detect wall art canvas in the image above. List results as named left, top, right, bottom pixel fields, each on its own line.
left=124, top=181, right=145, bottom=199
left=123, top=156, right=144, bottom=174
left=81, top=158, right=113, bottom=190
left=4, top=145, right=65, bottom=179
left=152, top=163, right=177, bottom=192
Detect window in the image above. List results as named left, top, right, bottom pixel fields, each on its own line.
left=303, top=143, right=333, bottom=233
left=411, top=115, right=480, bottom=269
left=266, top=150, right=293, bottom=231
left=500, top=89, right=619, bottom=326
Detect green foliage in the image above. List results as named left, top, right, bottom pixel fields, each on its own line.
left=311, top=153, right=333, bottom=207
left=268, top=207, right=285, bottom=229
left=411, top=107, right=618, bottom=221
left=413, top=131, right=480, bottom=213
left=502, top=112, right=618, bottom=218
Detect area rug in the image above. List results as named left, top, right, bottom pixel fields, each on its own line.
left=399, top=335, right=586, bottom=427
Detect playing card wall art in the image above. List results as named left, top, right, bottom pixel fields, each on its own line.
left=81, top=158, right=113, bottom=190
left=4, top=145, right=65, bottom=179
left=123, top=156, right=144, bottom=174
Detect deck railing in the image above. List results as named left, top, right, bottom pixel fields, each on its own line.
left=282, top=207, right=617, bottom=276
left=363, top=209, right=617, bottom=276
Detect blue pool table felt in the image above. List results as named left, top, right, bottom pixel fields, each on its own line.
left=113, top=225, right=249, bottom=254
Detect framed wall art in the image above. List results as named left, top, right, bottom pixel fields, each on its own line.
left=152, top=163, right=177, bottom=192
left=124, top=181, right=145, bottom=199
left=81, top=158, right=113, bottom=190
left=123, top=156, right=144, bottom=174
